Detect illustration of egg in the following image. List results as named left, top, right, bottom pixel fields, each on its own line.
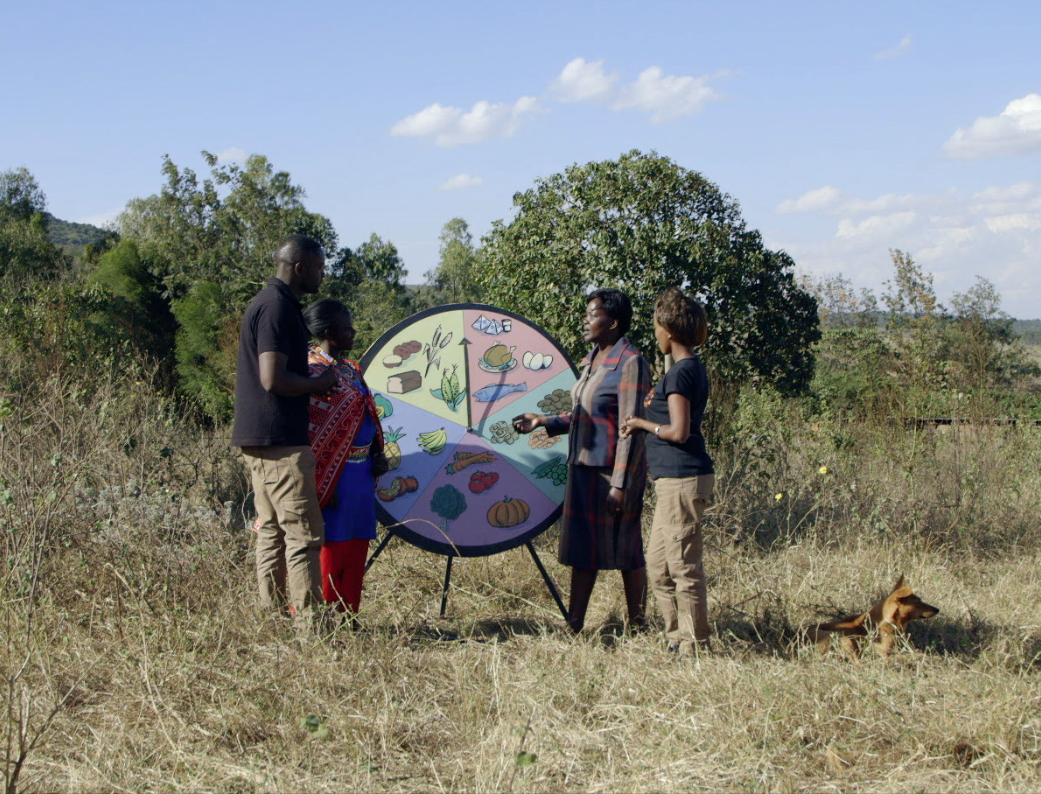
left=522, top=351, right=533, bottom=368
left=529, top=352, right=544, bottom=370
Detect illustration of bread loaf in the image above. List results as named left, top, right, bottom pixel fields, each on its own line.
left=387, top=370, right=422, bottom=394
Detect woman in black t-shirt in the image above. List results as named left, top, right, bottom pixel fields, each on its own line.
left=621, top=288, right=715, bottom=655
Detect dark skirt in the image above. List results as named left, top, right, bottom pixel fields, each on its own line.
left=558, top=464, right=646, bottom=570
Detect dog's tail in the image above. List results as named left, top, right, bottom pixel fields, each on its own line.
left=816, top=613, right=869, bottom=635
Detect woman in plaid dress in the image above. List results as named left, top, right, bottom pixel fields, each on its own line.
left=513, top=289, right=651, bottom=632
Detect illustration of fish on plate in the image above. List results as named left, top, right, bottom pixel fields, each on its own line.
left=473, top=382, right=527, bottom=403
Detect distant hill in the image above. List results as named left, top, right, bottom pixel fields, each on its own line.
left=44, top=213, right=115, bottom=251
left=1013, top=319, right=1041, bottom=345
left=823, top=313, right=1041, bottom=340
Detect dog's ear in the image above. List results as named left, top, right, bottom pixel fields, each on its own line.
left=893, top=574, right=906, bottom=591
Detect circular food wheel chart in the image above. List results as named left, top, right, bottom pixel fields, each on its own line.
left=360, top=304, right=578, bottom=557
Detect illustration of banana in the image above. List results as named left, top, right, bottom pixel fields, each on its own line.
left=418, top=427, right=448, bottom=455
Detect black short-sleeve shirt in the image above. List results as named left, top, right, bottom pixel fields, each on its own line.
left=644, top=356, right=714, bottom=479
left=231, top=278, right=311, bottom=447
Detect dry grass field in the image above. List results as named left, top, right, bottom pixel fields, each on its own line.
left=2, top=372, right=1041, bottom=793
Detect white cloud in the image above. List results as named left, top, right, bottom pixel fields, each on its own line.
left=215, top=147, right=247, bottom=164
left=393, top=59, right=724, bottom=149
left=844, top=189, right=957, bottom=216
left=970, top=182, right=1041, bottom=217
left=971, top=182, right=1036, bottom=203
left=771, top=180, right=1041, bottom=318
left=438, top=173, right=483, bottom=191
left=611, top=67, right=722, bottom=123
left=985, top=213, right=1041, bottom=233
left=874, top=34, right=912, bottom=60
left=549, top=58, right=617, bottom=104
left=943, top=93, right=1041, bottom=159
left=777, top=186, right=963, bottom=217
left=776, top=186, right=843, bottom=214
left=390, top=97, right=542, bottom=147
left=836, top=211, right=917, bottom=240
left=546, top=59, right=724, bottom=123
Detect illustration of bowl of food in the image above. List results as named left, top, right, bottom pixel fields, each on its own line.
left=383, top=340, right=422, bottom=368
left=478, top=343, right=518, bottom=373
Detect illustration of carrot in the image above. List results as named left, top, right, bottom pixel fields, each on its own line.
left=445, top=450, right=495, bottom=474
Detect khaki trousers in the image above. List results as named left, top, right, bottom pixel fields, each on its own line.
left=241, top=446, right=325, bottom=621
left=646, top=475, right=714, bottom=652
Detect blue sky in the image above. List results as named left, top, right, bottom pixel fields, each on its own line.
left=3, top=0, right=1039, bottom=316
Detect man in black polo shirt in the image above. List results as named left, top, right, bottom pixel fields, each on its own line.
left=232, top=234, right=338, bottom=627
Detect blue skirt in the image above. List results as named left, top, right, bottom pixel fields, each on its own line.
left=321, top=412, right=378, bottom=542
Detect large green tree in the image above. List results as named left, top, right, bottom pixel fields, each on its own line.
left=0, top=167, right=67, bottom=284
left=349, top=233, right=414, bottom=353
left=948, top=277, right=1028, bottom=391
left=476, top=150, right=819, bottom=394
left=0, top=167, right=46, bottom=222
left=119, top=152, right=338, bottom=302
left=86, top=239, right=177, bottom=365
left=115, top=152, right=339, bottom=418
left=421, top=218, right=482, bottom=307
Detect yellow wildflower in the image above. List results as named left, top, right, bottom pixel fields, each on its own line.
left=775, top=492, right=783, bottom=501
left=819, top=466, right=828, bottom=475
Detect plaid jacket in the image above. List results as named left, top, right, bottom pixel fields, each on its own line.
left=545, top=336, right=651, bottom=489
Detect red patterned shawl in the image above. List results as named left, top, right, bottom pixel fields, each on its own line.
left=308, top=347, right=384, bottom=508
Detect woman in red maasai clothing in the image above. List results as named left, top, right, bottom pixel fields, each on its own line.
left=302, top=299, right=388, bottom=617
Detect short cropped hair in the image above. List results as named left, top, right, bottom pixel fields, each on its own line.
left=304, top=298, right=351, bottom=340
left=655, top=287, right=707, bottom=348
left=274, top=234, right=324, bottom=268
left=586, top=288, right=633, bottom=336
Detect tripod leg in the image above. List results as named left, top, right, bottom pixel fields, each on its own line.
left=439, top=555, right=454, bottom=618
left=365, top=528, right=396, bottom=572
left=526, top=542, right=569, bottom=622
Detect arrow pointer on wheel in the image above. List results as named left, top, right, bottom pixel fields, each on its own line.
left=460, top=337, right=473, bottom=431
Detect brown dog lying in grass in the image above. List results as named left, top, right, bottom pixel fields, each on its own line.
left=807, top=575, right=939, bottom=659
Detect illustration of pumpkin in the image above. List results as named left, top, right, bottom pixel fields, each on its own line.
left=487, top=496, right=530, bottom=528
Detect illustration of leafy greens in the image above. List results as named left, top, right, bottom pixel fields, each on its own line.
left=430, top=484, right=467, bottom=533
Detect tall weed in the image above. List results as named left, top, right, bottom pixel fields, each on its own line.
left=711, top=386, right=1041, bottom=551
